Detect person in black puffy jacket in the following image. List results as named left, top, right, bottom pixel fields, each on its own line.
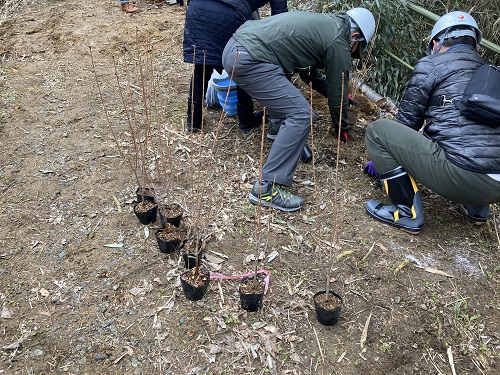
left=183, top=0, right=288, bottom=133
left=364, top=11, right=500, bottom=234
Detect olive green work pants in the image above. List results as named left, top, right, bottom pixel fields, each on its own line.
left=365, top=119, right=500, bottom=205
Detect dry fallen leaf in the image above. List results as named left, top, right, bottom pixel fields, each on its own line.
left=267, top=250, right=279, bottom=262
left=245, top=252, right=265, bottom=263
left=1, top=307, right=13, bottom=319
left=103, top=243, right=124, bottom=248
left=423, top=266, right=454, bottom=278
left=205, top=253, right=224, bottom=264
left=251, top=321, right=267, bottom=330
left=129, top=287, right=145, bottom=296
left=264, top=325, right=277, bottom=333
left=2, top=339, right=25, bottom=350
left=337, top=250, right=353, bottom=259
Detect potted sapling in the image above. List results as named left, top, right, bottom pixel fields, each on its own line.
left=180, top=227, right=210, bottom=301
left=311, top=74, right=346, bottom=325
left=91, top=47, right=158, bottom=224
left=239, top=114, right=268, bottom=312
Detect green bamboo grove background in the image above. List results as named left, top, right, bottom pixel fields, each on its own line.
left=1, top=1, right=498, bottom=103
left=289, top=0, right=500, bottom=103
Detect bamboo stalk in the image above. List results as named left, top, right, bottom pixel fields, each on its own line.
left=407, top=1, right=500, bottom=55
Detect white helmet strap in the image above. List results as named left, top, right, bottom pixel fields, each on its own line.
left=443, top=28, right=477, bottom=40
left=432, top=27, right=477, bottom=55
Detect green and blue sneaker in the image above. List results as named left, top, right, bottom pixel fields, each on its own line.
left=248, top=180, right=304, bottom=212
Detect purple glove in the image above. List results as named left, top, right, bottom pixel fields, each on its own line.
left=363, top=161, right=379, bottom=179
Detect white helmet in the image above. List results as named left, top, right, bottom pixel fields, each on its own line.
left=346, top=7, right=376, bottom=51
left=427, top=11, right=482, bottom=55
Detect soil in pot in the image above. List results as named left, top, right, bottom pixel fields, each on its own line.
left=313, top=290, right=343, bottom=326
left=159, top=203, right=183, bottom=228
left=239, top=277, right=265, bottom=312
left=133, top=201, right=158, bottom=225
left=155, top=224, right=182, bottom=254
left=136, top=187, right=156, bottom=203
left=180, top=268, right=210, bottom=301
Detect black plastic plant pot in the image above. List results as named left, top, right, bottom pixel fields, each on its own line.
left=155, top=225, right=182, bottom=254
left=159, top=203, right=183, bottom=228
left=136, top=187, right=156, bottom=203
left=133, top=201, right=158, bottom=225
left=181, top=251, right=202, bottom=269
left=180, top=268, right=210, bottom=301
left=239, top=277, right=265, bottom=312
left=313, top=290, right=343, bottom=326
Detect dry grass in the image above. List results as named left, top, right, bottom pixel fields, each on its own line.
left=0, top=2, right=498, bottom=373
left=0, top=0, right=39, bottom=25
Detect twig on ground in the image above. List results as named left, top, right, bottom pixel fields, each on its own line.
left=359, top=311, right=372, bottom=349
left=218, top=282, right=225, bottom=304
left=394, top=259, right=410, bottom=273
left=113, top=346, right=133, bottom=365
left=447, top=347, right=457, bottom=375
left=312, top=327, right=324, bottom=362
left=491, top=204, right=500, bottom=249
left=362, top=242, right=376, bottom=261
left=348, top=288, right=368, bottom=301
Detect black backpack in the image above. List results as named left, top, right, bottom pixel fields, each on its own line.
left=455, top=64, right=500, bottom=125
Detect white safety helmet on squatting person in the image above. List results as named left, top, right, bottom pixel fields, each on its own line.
left=427, top=10, right=482, bottom=55
left=346, top=7, right=376, bottom=53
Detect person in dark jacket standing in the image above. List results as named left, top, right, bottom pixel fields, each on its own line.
left=364, top=11, right=500, bottom=233
left=222, top=8, right=376, bottom=211
left=183, top=0, right=288, bottom=133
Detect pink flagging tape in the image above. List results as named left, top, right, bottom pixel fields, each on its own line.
left=209, top=270, right=271, bottom=294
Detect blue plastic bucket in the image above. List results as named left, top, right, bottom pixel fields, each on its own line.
left=213, top=77, right=238, bottom=116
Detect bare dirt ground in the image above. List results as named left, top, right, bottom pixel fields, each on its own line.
left=0, top=1, right=499, bottom=374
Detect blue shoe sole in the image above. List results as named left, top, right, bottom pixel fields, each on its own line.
left=365, top=206, right=422, bottom=234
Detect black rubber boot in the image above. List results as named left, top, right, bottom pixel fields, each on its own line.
left=365, top=166, right=424, bottom=234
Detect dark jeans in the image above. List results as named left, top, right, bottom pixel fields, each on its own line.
left=186, top=64, right=254, bottom=130
left=186, top=64, right=222, bottom=130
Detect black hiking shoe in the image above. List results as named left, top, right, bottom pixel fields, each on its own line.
left=248, top=181, right=304, bottom=212
left=267, top=118, right=284, bottom=140
left=239, top=112, right=263, bottom=133
left=461, top=204, right=490, bottom=224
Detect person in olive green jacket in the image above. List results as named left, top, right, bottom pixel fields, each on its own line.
left=222, top=8, right=375, bottom=211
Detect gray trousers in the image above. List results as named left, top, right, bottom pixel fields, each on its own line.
left=366, top=119, right=500, bottom=205
left=223, top=37, right=314, bottom=186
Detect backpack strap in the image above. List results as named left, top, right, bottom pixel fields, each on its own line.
left=428, top=95, right=459, bottom=107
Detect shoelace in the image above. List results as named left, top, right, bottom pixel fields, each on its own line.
left=273, top=185, right=293, bottom=200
